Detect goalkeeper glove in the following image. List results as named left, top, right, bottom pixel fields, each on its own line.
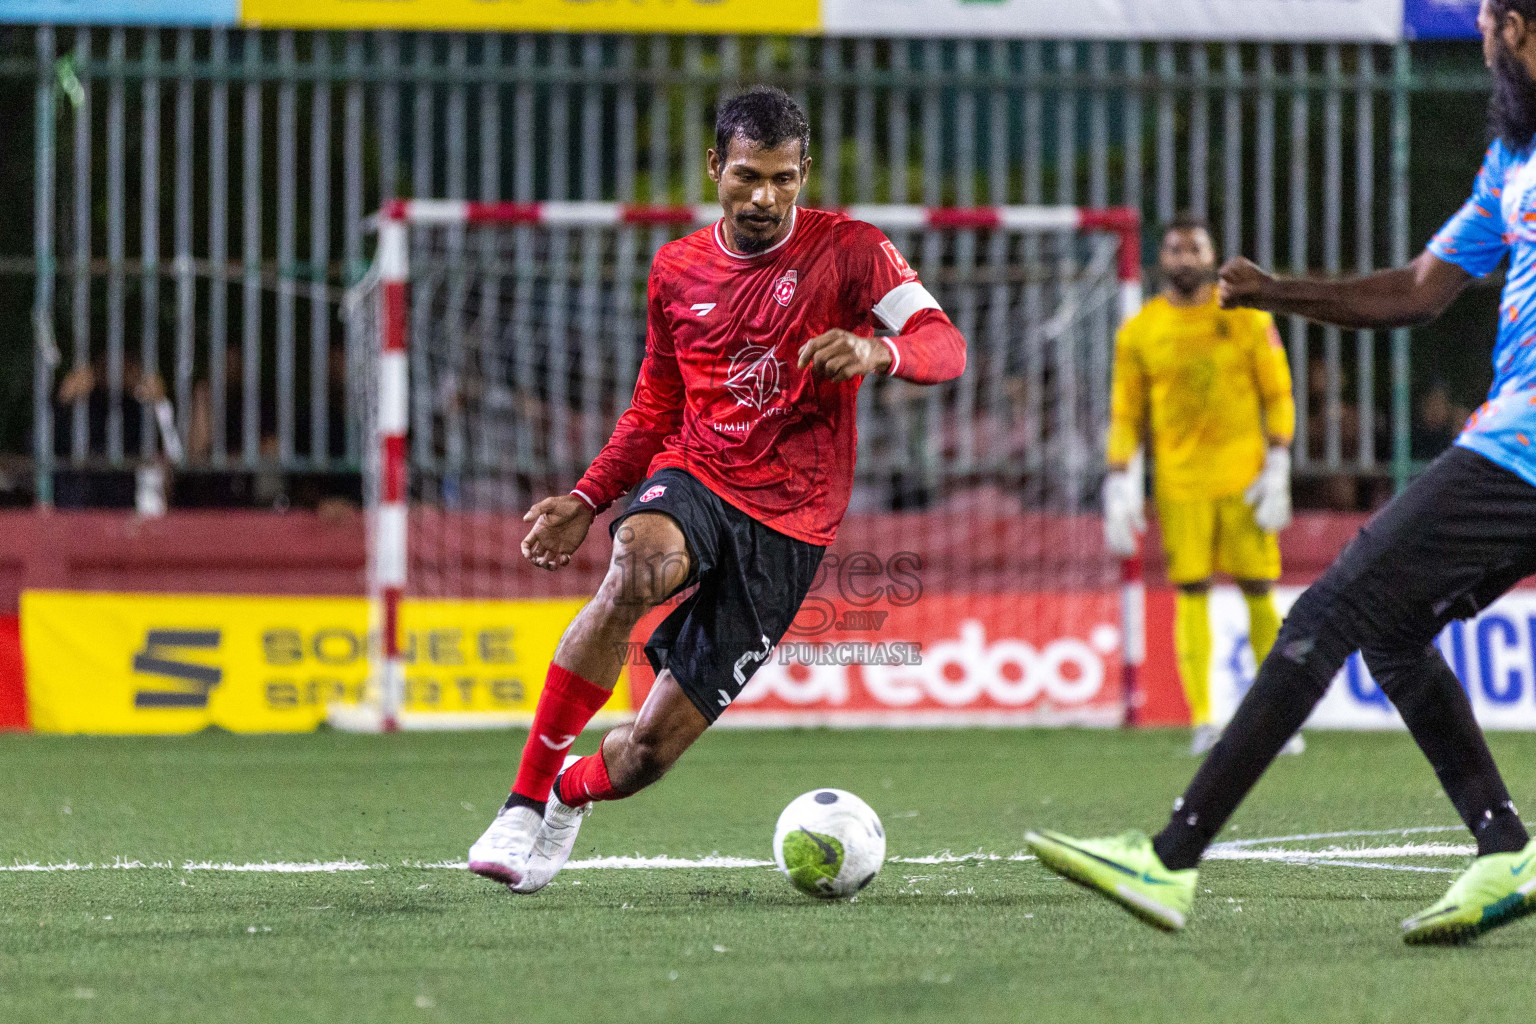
left=1244, top=446, right=1293, bottom=533
left=1102, top=465, right=1146, bottom=557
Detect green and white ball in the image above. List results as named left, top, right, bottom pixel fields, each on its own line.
left=772, top=789, right=886, bottom=899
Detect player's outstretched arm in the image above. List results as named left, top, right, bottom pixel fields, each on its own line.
left=1218, top=251, right=1471, bottom=331
left=521, top=495, right=596, bottom=571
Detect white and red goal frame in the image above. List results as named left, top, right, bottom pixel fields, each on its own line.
left=359, top=200, right=1146, bottom=732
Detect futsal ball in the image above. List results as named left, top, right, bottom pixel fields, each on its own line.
left=772, top=788, right=886, bottom=899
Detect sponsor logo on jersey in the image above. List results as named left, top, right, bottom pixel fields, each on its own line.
left=690, top=302, right=716, bottom=317
left=638, top=484, right=667, bottom=503
left=880, top=240, right=912, bottom=275
left=723, top=344, right=784, bottom=412
left=772, top=270, right=798, bottom=307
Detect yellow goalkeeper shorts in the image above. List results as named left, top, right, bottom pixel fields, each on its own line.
left=1156, top=493, right=1281, bottom=585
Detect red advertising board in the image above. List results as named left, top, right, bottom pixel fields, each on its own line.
left=628, top=592, right=1131, bottom=727
left=0, top=615, right=27, bottom=731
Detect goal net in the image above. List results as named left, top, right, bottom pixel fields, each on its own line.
left=343, top=201, right=1143, bottom=731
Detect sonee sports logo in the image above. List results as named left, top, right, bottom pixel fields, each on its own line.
left=772, top=270, right=798, bottom=307
left=638, top=485, right=667, bottom=503
left=132, top=629, right=223, bottom=708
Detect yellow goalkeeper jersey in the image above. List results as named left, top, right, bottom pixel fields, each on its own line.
left=1107, top=293, right=1295, bottom=501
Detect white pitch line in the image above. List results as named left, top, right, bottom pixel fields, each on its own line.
left=1285, top=858, right=1459, bottom=874
left=0, top=843, right=1472, bottom=876
left=1, top=859, right=381, bottom=874
left=888, top=851, right=1031, bottom=865
left=411, top=856, right=778, bottom=870
left=1210, top=841, right=1473, bottom=862
left=1198, top=825, right=1472, bottom=874
left=1211, top=825, right=1466, bottom=850
left=0, top=825, right=1479, bottom=877
left=1206, top=843, right=1470, bottom=875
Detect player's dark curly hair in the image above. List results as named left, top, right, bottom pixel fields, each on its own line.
left=714, top=86, right=811, bottom=162
left=1489, top=0, right=1536, bottom=21
left=1488, top=0, right=1536, bottom=150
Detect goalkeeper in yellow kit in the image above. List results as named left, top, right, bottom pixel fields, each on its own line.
left=1104, top=214, right=1300, bottom=756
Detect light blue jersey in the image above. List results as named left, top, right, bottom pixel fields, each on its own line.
left=1430, top=139, right=1536, bottom=487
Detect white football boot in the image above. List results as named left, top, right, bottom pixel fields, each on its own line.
left=512, top=755, right=592, bottom=895
left=467, top=800, right=542, bottom=888
left=1189, top=723, right=1221, bottom=757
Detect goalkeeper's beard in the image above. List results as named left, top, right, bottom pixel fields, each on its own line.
left=1164, top=267, right=1215, bottom=302
left=1490, top=40, right=1536, bottom=153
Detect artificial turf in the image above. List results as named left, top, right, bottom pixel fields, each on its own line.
left=4, top=728, right=1536, bottom=1023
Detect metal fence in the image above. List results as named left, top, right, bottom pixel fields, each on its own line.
left=20, top=28, right=1422, bottom=505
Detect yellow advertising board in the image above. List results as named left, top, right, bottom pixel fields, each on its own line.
left=239, top=0, right=819, bottom=33
left=20, top=591, right=631, bottom=735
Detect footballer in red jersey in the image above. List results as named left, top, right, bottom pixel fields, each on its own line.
left=467, top=86, right=965, bottom=893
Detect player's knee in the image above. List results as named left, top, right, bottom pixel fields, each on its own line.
left=592, top=573, right=662, bottom=626
left=1360, top=642, right=1444, bottom=697
left=1268, top=584, right=1357, bottom=689
left=1237, top=579, right=1271, bottom=598
left=594, top=548, right=690, bottom=621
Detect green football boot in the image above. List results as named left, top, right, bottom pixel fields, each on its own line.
left=1024, top=829, right=1197, bottom=931
left=1401, top=838, right=1536, bottom=945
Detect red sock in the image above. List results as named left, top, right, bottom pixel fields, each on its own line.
left=511, top=664, right=613, bottom=802
left=556, top=740, right=628, bottom=806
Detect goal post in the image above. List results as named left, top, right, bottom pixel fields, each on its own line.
left=340, top=201, right=1145, bottom=732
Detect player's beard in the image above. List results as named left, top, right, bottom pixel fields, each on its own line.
left=1164, top=265, right=1215, bottom=301
left=731, top=211, right=783, bottom=254
left=1489, top=40, right=1536, bottom=153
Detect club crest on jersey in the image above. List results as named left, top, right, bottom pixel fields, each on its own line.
left=638, top=484, right=667, bottom=503
left=880, top=240, right=912, bottom=275
left=772, top=270, right=798, bottom=307
left=723, top=344, right=784, bottom=412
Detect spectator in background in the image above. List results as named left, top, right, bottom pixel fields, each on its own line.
left=186, top=344, right=359, bottom=516
left=1411, top=379, right=1470, bottom=462
left=54, top=356, right=163, bottom=459
left=189, top=343, right=278, bottom=467
left=52, top=356, right=165, bottom=508
left=184, top=344, right=280, bottom=509
left=290, top=343, right=362, bottom=517
left=1297, top=354, right=1393, bottom=512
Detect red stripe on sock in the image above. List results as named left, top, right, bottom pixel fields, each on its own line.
left=511, top=664, right=612, bottom=802
left=557, top=742, right=627, bottom=806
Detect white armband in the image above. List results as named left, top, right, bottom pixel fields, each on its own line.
left=871, top=281, right=942, bottom=334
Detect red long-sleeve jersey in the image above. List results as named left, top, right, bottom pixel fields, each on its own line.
left=572, top=207, right=966, bottom=545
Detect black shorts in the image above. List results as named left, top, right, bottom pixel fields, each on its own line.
left=610, top=469, right=826, bottom=724
left=1301, top=445, right=1536, bottom=654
